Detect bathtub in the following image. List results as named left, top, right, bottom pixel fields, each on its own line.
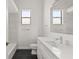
left=6, top=43, right=17, bottom=59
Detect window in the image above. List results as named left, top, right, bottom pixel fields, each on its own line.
left=52, top=9, right=62, bottom=24
left=22, top=9, right=31, bottom=24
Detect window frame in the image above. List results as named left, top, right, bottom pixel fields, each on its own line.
left=21, top=9, right=31, bottom=25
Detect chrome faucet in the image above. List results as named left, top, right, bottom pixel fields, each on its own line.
left=55, top=36, right=63, bottom=44
left=59, top=36, right=63, bottom=44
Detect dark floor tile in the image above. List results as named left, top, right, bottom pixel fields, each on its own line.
left=12, top=49, right=37, bottom=59
left=32, top=55, right=37, bottom=59
left=13, top=55, right=32, bottom=59
left=15, top=49, right=31, bottom=55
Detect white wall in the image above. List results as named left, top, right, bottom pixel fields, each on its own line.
left=6, top=0, right=8, bottom=42
left=8, top=13, right=19, bottom=43
left=14, top=0, right=43, bottom=49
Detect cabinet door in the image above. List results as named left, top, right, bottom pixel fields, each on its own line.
left=41, top=43, right=59, bottom=59
left=40, top=44, right=51, bottom=59
left=37, top=49, right=43, bottom=59
left=37, top=40, right=44, bottom=59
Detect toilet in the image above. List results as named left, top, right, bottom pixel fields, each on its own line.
left=30, top=43, right=37, bottom=55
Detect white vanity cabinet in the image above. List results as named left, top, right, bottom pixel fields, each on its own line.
left=37, top=40, right=58, bottom=59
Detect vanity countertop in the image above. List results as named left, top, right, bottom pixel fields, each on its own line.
left=38, top=37, right=73, bottom=59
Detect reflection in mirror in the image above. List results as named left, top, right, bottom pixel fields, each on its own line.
left=51, top=9, right=63, bottom=24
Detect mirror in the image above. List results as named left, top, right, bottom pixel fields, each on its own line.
left=50, top=0, right=73, bottom=34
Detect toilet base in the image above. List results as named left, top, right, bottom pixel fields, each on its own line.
left=31, top=49, right=37, bottom=55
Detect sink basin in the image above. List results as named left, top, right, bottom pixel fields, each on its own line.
left=45, top=41, right=62, bottom=48
left=46, top=41, right=58, bottom=47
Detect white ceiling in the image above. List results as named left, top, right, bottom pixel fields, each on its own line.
left=13, top=0, right=73, bottom=11
left=53, top=0, right=73, bottom=9
left=14, top=0, right=44, bottom=9
left=8, top=0, right=18, bottom=13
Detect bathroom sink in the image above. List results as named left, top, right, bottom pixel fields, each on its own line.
left=46, top=41, right=57, bottom=47
left=45, top=41, right=61, bottom=48
left=45, top=36, right=63, bottom=48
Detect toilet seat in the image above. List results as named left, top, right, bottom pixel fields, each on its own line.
left=30, top=43, right=37, bottom=55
